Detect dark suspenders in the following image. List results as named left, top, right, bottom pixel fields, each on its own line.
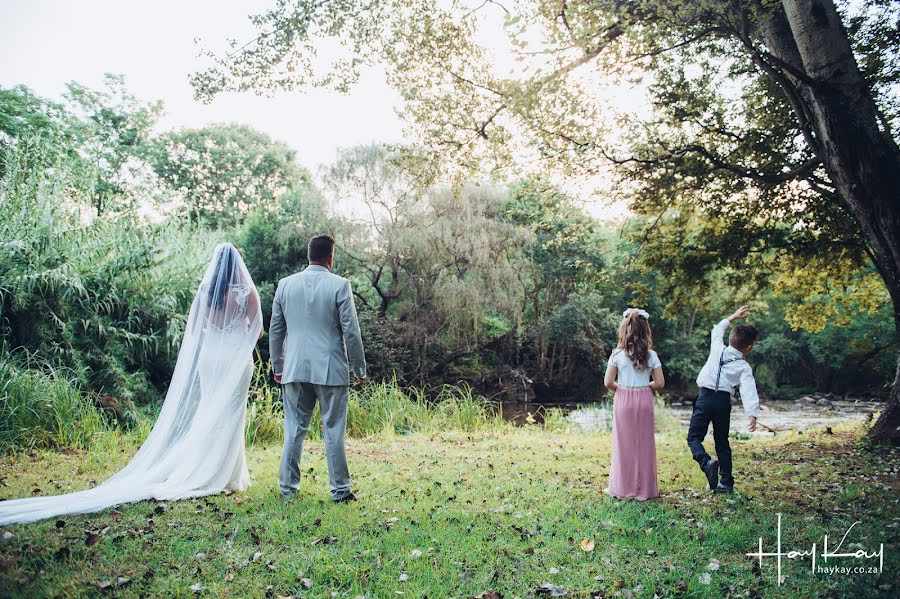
left=715, top=350, right=743, bottom=390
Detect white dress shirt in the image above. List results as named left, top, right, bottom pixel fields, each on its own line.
left=608, top=349, right=662, bottom=388
left=696, top=319, right=760, bottom=417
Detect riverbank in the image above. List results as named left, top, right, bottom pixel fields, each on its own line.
left=1, top=425, right=897, bottom=597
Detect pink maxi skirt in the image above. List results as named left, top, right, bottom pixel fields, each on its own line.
left=607, top=386, right=660, bottom=500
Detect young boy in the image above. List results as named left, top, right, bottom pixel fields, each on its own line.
left=687, top=305, right=759, bottom=493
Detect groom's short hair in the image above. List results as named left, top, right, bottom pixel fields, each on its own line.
left=308, top=234, right=335, bottom=263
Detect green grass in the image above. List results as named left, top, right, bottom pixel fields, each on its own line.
left=0, top=361, right=112, bottom=452
left=1, top=423, right=897, bottom=598
left=246, top=375, right=506, bottom=446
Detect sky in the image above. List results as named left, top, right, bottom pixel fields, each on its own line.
left=0, top=0, right=407, bottom=172
left=0, top=0, right=634, bottom=219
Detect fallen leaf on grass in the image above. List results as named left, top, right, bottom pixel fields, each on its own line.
left=699, top=572, right=711, bottom=585
left=707, top=559, right=720, bottom=571
left=301, top=578, right=313, bottom=588
left=85, top=532, right=101, bottom=547
left=534, top=583, right=567, bottom=596
left=190, top=582, right=203, bottom=592
left=399, top=572, right=409, bottom=582
left=311, top=535, right=338, bottom=546
left=580, top=538, right=595, bottom=552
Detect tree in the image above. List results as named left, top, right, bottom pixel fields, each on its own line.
left=505, top=181, right=612, bottom=388
left=193, top=0, right=900, bottom=443
left=148, top=124, right=308, bottom=228
left=0, top=85, right=89, bottom=182
left=323, top=144, right=432, bottom=317
left=65, top=74, right=163, bottom=217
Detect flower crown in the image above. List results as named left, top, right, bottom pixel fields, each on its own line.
left=623, top=308, right=649, bottom=320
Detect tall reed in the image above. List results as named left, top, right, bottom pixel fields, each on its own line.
left=0, top=360, right=111, bottom=451
left=242, top=374, right=510, bottom=447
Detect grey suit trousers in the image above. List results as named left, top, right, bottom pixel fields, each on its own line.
left=279, top=382, right=352, bottom=501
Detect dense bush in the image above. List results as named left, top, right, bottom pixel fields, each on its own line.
left=0, top=135, right=220, bottom=405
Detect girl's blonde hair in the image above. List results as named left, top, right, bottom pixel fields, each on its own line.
left=616, top=310, right=653, bottom=369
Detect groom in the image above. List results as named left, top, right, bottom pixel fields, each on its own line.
left=269, top=234, right=367, bottom=503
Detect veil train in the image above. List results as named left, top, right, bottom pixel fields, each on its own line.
left=0, top=243, right=262, bottom=526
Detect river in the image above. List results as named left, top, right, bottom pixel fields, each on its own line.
left=498, top=398, right=883, bottom=435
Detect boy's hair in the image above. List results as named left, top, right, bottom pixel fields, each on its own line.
left=308, top=234, right=335, bottom=263
left=730, top=324, right=759, bottom=352
left=616, top=311, right=653, bottom=369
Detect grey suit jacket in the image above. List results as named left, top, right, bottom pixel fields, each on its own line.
left=269, top=265, right=366, bottom=386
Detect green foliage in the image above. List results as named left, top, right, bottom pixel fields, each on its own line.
left=0, top=86, right=79, bottom=162
left=244, top=374, right=504, bottom=447
left=190, top=0, right=899, bottom=402
left=0, top=72, right=895, bottom=463
left=0, top=359, right=110, bottom=452
left=0, top=133, right=219, bottom=404
left=64, top=74, right=163, bottom=217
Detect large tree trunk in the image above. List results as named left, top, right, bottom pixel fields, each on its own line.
left=751, top=0, right=900, bottom=443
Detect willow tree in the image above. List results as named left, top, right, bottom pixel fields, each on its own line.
left=193, top=0, right=900, bottom=443
left=323, top=144, right=431, bottom=317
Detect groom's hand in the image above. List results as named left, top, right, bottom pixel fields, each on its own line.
left=748, top=416, right=757, bottom=432
left=274, top=374, right=282, bottom=384
left=352, top=376, right=365, bottom=388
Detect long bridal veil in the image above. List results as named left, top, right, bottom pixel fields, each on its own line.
left=0, top=243, right=263, bottom=526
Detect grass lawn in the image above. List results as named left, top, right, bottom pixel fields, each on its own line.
left=0, top=425, right=898, bottom=598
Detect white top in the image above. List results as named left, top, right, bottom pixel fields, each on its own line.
left=696, top=319, right=760, bottom=417
left=608, top=348, right=661, bottom=388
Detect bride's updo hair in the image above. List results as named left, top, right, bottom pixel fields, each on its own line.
left=617, top=310, right=653, bottom=370
left=208, top=244, right=238, bottom=311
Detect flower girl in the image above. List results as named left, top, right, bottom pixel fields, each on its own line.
left=603, top=308, right=664, bottom=500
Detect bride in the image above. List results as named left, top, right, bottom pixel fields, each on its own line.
left=0, top=243, right=262, bottom=526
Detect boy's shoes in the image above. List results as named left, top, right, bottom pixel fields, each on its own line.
left=704, top=459, right=719, bottom=490
left=333, top=491, right=357, bottom=504
left=713, top=483, right=734, bottom=494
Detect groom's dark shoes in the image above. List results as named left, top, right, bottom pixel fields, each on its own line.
left=713, top=482, right=733, bottom=494
left=333, top=491, right=357, bottom=504
left=704, top=459, right=719, bottom=490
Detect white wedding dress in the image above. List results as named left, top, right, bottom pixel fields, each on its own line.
left=0, top=243, right=263, bottom=526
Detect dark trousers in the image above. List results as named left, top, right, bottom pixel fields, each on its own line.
left=687, top=388, right=733, bottom=486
